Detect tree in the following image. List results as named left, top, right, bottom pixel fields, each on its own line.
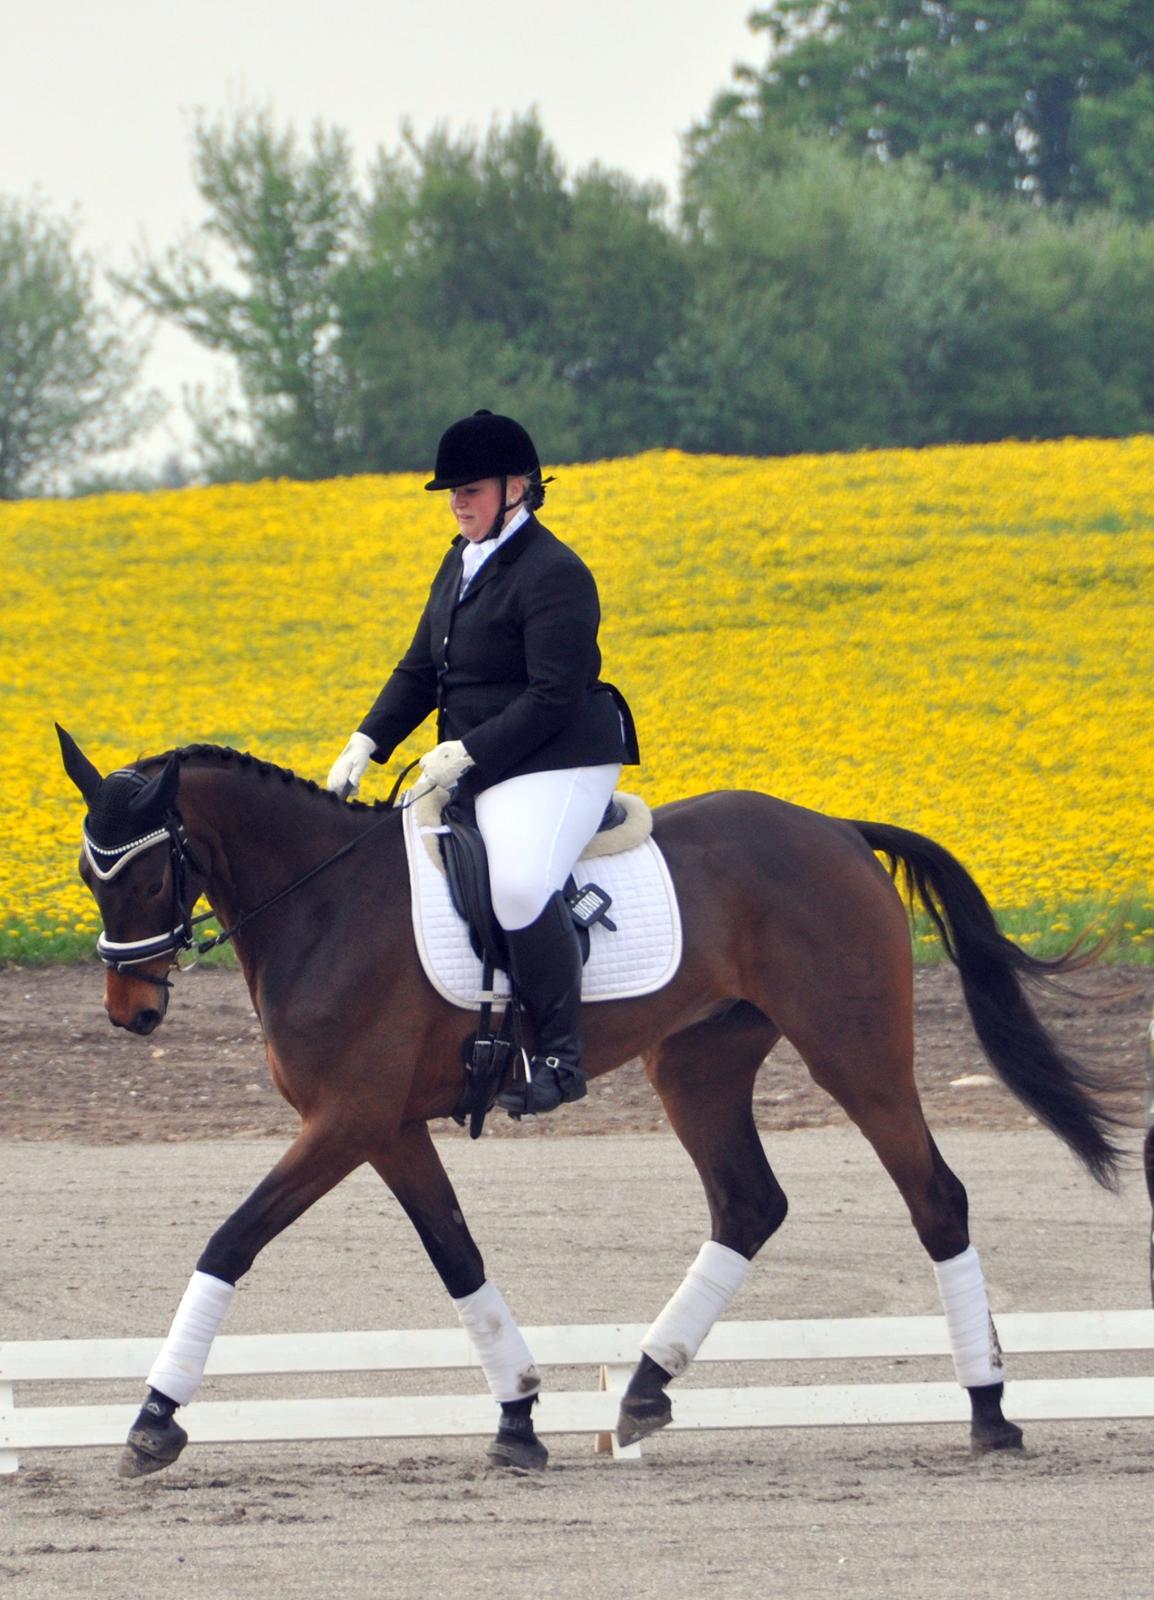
left=664, top=132, right=977, bottom=453
left=126, top=108, right=357, bottom=479
left=0, top=197, right=155, bottom=499
left=917, top=205, right=1154, bottom=442
left=549, top=167, right=691, bottom=452
left=334, top=116, right=574, bottom=470
left=665, top=125, right=1154, bottom=453
left=698, top=2, right=1154, bottom=214
left=336, top=115, right=690, bottom=470
left=126, top=108, right=688, bottom=479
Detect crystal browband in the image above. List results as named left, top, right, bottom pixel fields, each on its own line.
left=83, top=826, right=170, bottom=882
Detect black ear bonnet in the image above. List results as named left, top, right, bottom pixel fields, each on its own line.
left=57, top=724, right=180, bottom=850
left=83, top=768, right=167, bottom=850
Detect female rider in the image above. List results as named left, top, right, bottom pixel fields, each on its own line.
left=326, top=409, right=639, bottom=1115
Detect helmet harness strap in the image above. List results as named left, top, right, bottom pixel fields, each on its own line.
left=482, top=472, right=530, bottom=542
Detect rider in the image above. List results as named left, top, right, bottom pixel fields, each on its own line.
left=326, top=409, right=639, bottom=1114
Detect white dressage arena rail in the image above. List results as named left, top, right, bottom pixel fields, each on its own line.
left=3, top=1310, right=1153, bottom=1473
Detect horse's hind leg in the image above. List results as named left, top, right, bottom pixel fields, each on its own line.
left=794, top=1006, right=1023, bottom=1455
left=373, top=1122, right=547, bottom=1471
left=120, top=1118, right=364, bottom=1478
left=617, top=1003, right=787, bottom=1446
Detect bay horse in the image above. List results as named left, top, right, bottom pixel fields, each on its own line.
left=56, top=727, right=1126, bottom=1478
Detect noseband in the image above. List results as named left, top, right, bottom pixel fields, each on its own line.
left=85, top=814, right=208, bottom=989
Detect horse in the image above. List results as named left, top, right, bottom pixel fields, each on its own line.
left=56, top=725, right=1128, bottom=1478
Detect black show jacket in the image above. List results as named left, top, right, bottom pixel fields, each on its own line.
left=358, top=515, right=639, bottom=792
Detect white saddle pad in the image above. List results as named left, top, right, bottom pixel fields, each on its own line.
left=402, top=800, right=683, bottom=1010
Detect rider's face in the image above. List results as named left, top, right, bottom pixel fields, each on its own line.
left=449, top=477, right=527, bottom=541
left=449, top=479, right=503, bottom=541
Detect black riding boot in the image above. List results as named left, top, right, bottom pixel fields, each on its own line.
left=497, top=891, right=587, bottom=1116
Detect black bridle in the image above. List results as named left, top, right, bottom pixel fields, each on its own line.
left=87, top=814, right=213, bottom=991
left=89, top=760, right=426, bottom=988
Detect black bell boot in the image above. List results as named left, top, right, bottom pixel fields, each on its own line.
left=497, top=891, right=587, bottom=1116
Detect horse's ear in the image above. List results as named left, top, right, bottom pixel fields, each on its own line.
left=129, top=755, right=180, bottom=817
left=56, top=724, right=104, bottom=802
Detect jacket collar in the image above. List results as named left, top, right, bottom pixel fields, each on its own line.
left=452, top=513, right=540, bottom=603
left=450, top=511, right=539, bottom=557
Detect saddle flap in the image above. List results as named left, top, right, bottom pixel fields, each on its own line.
left=402, top=795, right=681, bottom=1010
left=438, top=798, right=508, bottom=970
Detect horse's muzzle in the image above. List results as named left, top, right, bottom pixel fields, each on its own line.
left=104, top=970, right=170, bottom=1035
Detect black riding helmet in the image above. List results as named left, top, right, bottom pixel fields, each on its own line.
left=426, top=409, right=546, bottom=541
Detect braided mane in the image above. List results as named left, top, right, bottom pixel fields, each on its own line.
left=136, top=743, right=391, bottom=812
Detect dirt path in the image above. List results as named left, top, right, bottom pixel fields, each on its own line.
left=2, top=1128, right=1152, bottom=1600
left=4, top=962, right=1152, bottom=1595
left=2, top=963, right=1151, bottom=1143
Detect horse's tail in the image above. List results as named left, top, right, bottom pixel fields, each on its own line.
left=850, top=818, right=1125, bottom=1190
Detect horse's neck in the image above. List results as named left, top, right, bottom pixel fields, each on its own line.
left=183, top=764, right=367, bottom=919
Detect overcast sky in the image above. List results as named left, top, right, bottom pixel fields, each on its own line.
left=3, top=1, right=759, bottom=472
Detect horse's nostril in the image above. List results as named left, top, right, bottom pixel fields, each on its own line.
left=129, top=1009, right=163, bottom=1036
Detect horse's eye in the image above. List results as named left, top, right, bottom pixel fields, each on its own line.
left=146, top=879, right=165, bottom=899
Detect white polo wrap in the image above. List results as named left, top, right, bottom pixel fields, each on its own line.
left=641, top=1240, right=750, bottom=1378
left=452, top=1279, right=541, bottom=1403
left=147, top=1270, right=236, bottom=1407
left=932, top=1244, right=1005, bottom=1388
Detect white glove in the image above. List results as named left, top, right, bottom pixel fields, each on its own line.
left=420, top=739, right=475, bottom=791
left=326, top=731, right=377, bottom=796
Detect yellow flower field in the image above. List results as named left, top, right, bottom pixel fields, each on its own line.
left=2, top=437, right=1152, bottom=959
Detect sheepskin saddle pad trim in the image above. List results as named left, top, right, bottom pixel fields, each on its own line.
left=410, top=786, right=652, bottom=875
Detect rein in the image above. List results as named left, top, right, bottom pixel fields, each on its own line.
left=191, top=806, right=400, bottom=956
left=97, top=759, right=429, bottom=979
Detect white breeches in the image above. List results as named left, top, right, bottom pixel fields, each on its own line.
left=474, top=763, right=622, bottom=931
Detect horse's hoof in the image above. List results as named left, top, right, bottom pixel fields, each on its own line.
left=616, top=1393, right=673, bottom=1449
left=486, top=1430, right=549, bottom=1472
left=970, top=1418, right=1025, bottom=1455
left=118, top=1418, right=188, bottom=1478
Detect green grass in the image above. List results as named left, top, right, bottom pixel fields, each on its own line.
left=909, top=896, right=1154, bottom=966
left=4, top=898, right=1152, bottom=969
left=0, top=927, right=238, bottom=966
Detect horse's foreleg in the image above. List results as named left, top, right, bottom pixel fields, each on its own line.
left=618, top=1008, right=785, bottom=1447
left=373, top=1123, right=546, bottom=1470
left=120, top=1120, right=363, bottom=1479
